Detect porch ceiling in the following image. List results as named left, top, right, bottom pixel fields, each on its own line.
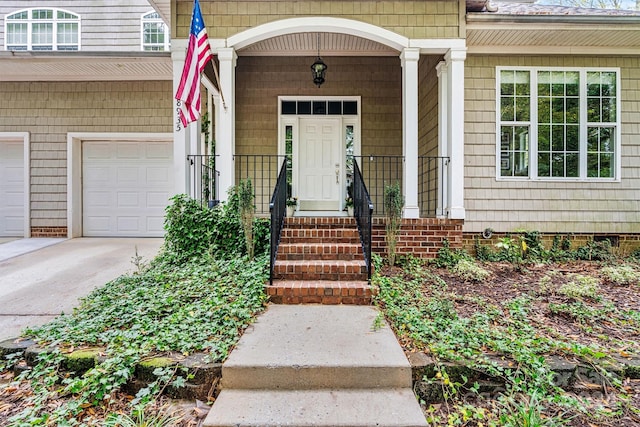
left=0, top=52, right=172, bottom=82
left=237, top=33, right=399, bottom=57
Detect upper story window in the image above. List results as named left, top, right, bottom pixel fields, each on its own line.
left=141, top=11, right=169, bottom=51
left=497, top=67, right=620, bottom=181
left=5, top=8, right=80, bottom=51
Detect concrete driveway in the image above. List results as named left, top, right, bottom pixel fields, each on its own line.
left=0, top=238, right=163, bottom=342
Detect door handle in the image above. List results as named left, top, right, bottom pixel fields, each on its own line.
left=335, top=167, right=339, bottom=184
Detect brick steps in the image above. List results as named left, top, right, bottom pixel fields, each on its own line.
left=273, top=259, right=368, bottom=282
left=267, top=280, right=372, bottom=305
left=276, top=242, right=362, bottom=261
left=270, top=216, right=371, bottom=305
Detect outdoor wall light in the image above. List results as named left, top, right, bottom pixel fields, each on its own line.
left=311, top=34, right=327, bottom=87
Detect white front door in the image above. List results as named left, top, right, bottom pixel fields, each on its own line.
left=298, top=118, right=341, bottom=210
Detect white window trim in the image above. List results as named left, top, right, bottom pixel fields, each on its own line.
left=278, top=96, right=362, bottom=209
left=140, top=11, right=169, bottom=51
left=495, top=66, right=621, bottom=183
left=4, top=8, right=81, bottom=51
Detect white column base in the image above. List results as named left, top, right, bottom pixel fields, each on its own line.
left=403, top=206, right=420, bottom=219
left=449, top=206, right=465, bottom=219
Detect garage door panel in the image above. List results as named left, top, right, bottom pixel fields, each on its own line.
left=83, top=140, right=172, bottom=237
left=146, top=142, right=172, bottom=159
left=84, top=143, right=111, bottom=159
left=147, top=192, right=169, bottom=208
left=117, top=192, right=141, bottom=208
left=147, top=217, right=164, bottom=232
left=117, top=216, right=141, bottom=233
left=146, top=167, right=169, bottom=185
left=0, top=140, right=25, bottom=237
left=116, top=143, right=141, bottom=159
left=84, top=216, right=111, bottom=233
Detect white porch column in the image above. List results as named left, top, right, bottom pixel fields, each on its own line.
left=171, top=39, right=190, bottom=195
left=436, top=61, right=448, bottom=218
left=445, top=48, right=466, bottom=220
left=400, top=48, right=420, bottom=219
left=216, top=47, right=237, bottom=202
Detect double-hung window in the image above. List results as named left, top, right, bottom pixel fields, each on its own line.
left=497, top=67, right=620, bottom=180
left=141, top=11, right=169, bottom=51
left=5, top=8, right=80, bottom=51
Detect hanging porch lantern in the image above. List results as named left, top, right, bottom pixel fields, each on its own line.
left=311, top=34, right=327, bottom=88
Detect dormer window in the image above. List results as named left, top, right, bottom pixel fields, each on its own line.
left=141, top=11, right=169, bottom=51
left=5, top=8, right=80, bottom=51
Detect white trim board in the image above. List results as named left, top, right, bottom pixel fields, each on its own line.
left=0, top=132, right=30, bottom=238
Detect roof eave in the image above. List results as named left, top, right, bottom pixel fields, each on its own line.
left=467, top=13, right=640, bottom=25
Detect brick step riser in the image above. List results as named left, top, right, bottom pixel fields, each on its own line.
left=280, top=237, right=361, bottom=245
left=274, top=273, right=369, bottom=282
left=285, top=219, right=357, bottom=227
left=281, top=230, right=360, bottom=239
left=276, top=254, right=362, bottom=261
left=269, top=295, right=372, bottom=305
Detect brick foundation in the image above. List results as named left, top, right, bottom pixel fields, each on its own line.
left=31, top=227, right=67, bottom=238
left=372, top=218, right=464, bottom=259
left=463, top=231, right=640, bottom=257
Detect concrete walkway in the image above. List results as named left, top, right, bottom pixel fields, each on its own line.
left=205, top=305, right=427, bottom=427
left=0, top=238, right=163, bottom=341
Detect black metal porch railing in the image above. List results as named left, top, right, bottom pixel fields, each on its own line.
left=187, top=154, right=449, bottom=217
left=353, top=159, right=374, bottom=281
left=235, top=154, right=288, bottom=215
left=269, top=159, right=288, bottom=285
left=187, top=154, right=219, bottom=208
left=354, top=155, right=449, bottom=218
left=419, top=156, right=449, bottom=218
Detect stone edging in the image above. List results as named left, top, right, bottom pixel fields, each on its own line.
left=0, top=338, right=221, bottom=401
left=408, top=351, right=640, bottom=404
left=4, top=338, right=639, bottom=404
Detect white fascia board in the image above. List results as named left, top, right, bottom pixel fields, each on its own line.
left=468, top=45, right=640, bottom=56
left=409, top=38, right=466, bottom=54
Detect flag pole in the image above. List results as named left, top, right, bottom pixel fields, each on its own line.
left=211, top=59, right=227, bottom=110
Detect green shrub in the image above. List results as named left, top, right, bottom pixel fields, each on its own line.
left=162, top=192, right=269, bottom=264
left=384, top=182, right=404, bottom=267
left=573, top=240, right=613, bottom=262
left=601, top=265, right=638, bottom=286
left=557, top=274, right=600, bottom=300
left=450, top=258, right=490, bottom=282
left=237, top=179, right=256, bottom=260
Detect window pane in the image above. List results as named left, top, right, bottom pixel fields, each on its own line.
left=538, top=97, right=550, bottom=123
left=565, top=72, right=579, bottom=96
left=566, top=153, right=579, bottom=177
left=552, top=125, right=564, bottom=151
left=312, top=101, right=326, bottom=115
left=33, top=23, right=53, bottom=43
left=6, top=23, right=28, bottom=46
left=538, top=71, right=550, bottom=96
left=501, top=97, right=514, bottom=121
left=7, top=11, right=28, bottom=20
left=281, top=101, right=296, bottom=115
left=587, top=97, right=600, bottom=122
left=515, top=71, right=530, bottom=95
left=33, top=9, right=53, bottom=19
left=566, top=98, right=579, bottom=124
left=500, top=126, right=529, bottom=177
left=552, top=154, right=565, bottom=177
left=343, top=101, right=357, bottom=115
left=566, top=125, right=578, bottom=151
left=587, top=127, right=615, bottom=178
left=298, top=101, right=311, bottom=114
left=538, top=152, right=551, bottom=177
left=515, top=96, right=529, bottom=121
left=538, top=125, right=550, bottom=151
left=328, top=101, right=342, bottom=115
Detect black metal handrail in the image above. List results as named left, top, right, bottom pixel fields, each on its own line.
left=269, top=159, right=288, bottom=285
left=353, top=159, right=374, bottom=281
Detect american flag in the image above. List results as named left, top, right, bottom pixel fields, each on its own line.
left=175, top=0, right=214, bottom=127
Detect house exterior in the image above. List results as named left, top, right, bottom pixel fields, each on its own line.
left=1, top=0, right=639, bottom=253
left=0, top=1, right=173, bottom=238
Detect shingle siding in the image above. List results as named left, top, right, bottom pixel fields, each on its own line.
left=464, top=55, right=640, bottom=234
left=0, top=81, right=172, bottom=229
left=175, top=0, right=460, bottom=40
left=0, top=1, right=157, bottom=51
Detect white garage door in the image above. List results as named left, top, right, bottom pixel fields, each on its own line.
left=83, top=140, right=172, bottom=237
left=0, top=141, right=25, bottom=237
